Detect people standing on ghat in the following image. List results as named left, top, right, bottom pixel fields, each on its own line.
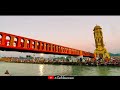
left=79, top=56, right=83, bottom=62
left=80, top=57, right=82, bottom=62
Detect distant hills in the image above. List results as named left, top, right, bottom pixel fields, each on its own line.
left=109, top=53, right=120, bottom=56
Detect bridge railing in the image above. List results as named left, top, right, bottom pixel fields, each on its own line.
left=0, top=32, right=94, bottom=58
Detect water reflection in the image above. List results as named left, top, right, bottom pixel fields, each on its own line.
left=39, top=65, right=44, bottom=76
left=38, top=65, right=120, bottom=76
left=1, top=62, right=120, bottom=76
left=38, top=64, right=73, bottom=76
left=96, top=66, right=110, bottom=76
left=71, top=66, right=110, bottom=76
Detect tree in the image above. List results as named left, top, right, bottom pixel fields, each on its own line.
left=26, top=55, right=33, bottom=59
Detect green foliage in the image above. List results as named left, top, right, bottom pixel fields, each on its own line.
left=109, top=53, right=120, bottom=56
left=19, top=56, right=25, bottom=59
left=26, top=55, right=33, bottom=59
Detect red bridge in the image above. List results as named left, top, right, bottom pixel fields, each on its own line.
left=0, top=32, right=94, bottom=58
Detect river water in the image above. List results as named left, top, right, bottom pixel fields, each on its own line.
left=0, top=62, right=120, bottom=76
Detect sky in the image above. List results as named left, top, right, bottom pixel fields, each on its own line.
left=0, top=16, right=120, bottom=57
